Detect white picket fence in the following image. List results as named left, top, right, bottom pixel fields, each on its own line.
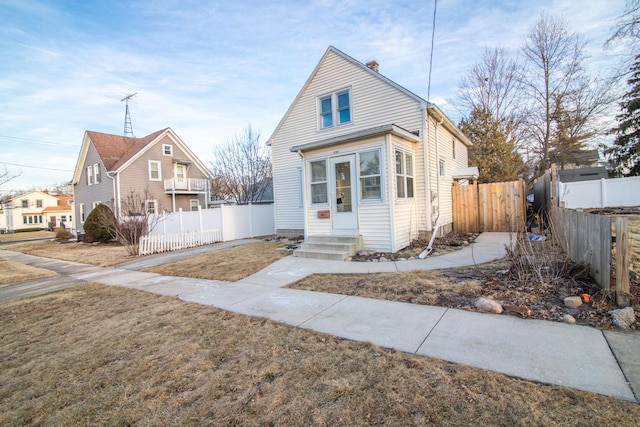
left=138, top=204, right=275, bottom=256
left=139, top=229, right=222, bottom=256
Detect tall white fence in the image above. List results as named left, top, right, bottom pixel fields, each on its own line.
left=139, top=229, right=222, bottom=256
left=150, top=204, right=275, bottom=241
left=559, top=176, right=640, bottom=209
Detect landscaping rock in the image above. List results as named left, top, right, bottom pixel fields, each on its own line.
left=562, top=314, right=576, bottom=324
left=609, top=307, right=636, bottom=329
left=566, top=308, right=580, bottom=316
left=564, top=296, right=583, bottom=309
left=379, top=257, right=388, bottom=262
left=503, top=305, right=532, bottom=316
left=474, top=297, right=503, bottom=314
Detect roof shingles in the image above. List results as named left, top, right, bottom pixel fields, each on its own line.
left=87, top=128, right=168, bottom=171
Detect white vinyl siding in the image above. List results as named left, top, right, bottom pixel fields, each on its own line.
left=270, top=49, right=424, bottom=234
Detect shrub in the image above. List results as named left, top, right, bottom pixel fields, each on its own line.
left=83, top=204, right=116, bottom=243
left=54, top=228, right=74, bottom=242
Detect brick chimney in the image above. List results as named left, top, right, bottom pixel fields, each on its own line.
left=366, top=60, right=379, bottom=73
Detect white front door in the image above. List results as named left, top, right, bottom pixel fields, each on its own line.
left=331, top=154, right=358, bottom=230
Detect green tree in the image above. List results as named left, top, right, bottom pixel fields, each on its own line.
left=606, top=55, right=640, bottom=176
left=83, top=204, right=115, bottom=243
left=459, top=108, right=524, bottom=183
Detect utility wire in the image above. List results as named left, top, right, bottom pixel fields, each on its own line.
left=0, top=135, right=77, bottom=149
left=0, top=161, right=73, bottom=172
left=426, top=0, right=438, bottom=104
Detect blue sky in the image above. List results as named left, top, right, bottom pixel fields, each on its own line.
left=0, top=0, right=628, bottom=192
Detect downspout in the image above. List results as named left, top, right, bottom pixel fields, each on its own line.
left=107, top=171, right=118, bottom=217
left=297, top=150, right=308, bottom=241
left=386, top=133, right=396, bottom=251
left=422, top=106, right=430, bottom=229
left=434, top=115, right=444, bottom=235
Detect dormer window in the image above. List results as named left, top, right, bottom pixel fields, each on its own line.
left=319, top=89, right=352, bottom=129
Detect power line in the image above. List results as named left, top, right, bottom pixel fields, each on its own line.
left=0, top=135, right=77, bottom=149
left=0, top=161, right=73, bottom=172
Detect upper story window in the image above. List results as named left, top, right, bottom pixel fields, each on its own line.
left=319, top=89, right=352, bottom=129
left=36, top=199, right=43, bottom=208
left=310, top=160, right=328, bottom=204
left=163, top=144, right=173, bottom=156
left=359, top=149, right=381, bottom=200
left=395, top=150, right=414, bottom=199
left=149, top=160, right=161, bottom=181
left=94, top=164, right=101, bottom=184
left=21, top=199, right=28, bottom=208
left=86, top=166, right=93, bottom=185
left=452, top=139, right=456, bottom=159
left=439, top=159, right=446, bottom=177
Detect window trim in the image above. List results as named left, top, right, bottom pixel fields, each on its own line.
left=395, top=150, right=414, bottom=200
left=149, top=160, right=162, bottom=181
left=309, top=159, right=328, bottom=205
left=146, top=199, right=158, bottom=214
left=86, top=165, right=93, bottom=185
left=318, top=87, right=352, bottom=129
left=163, top=144, right=173, bottom=156
left=93, top=163, right=101, bottom=184
left=452, top=139, right=456, bottom=160
left=79, top=203, right=86, bottom=223
left=358, top=148, right=383, bottom=202
left=189, top=199, right=199, bottom=211
left=36, top=199, right=43, bottom=208
left=439, top=158, right=446, bottom=177
left=21, top=199, right=28, bottom=208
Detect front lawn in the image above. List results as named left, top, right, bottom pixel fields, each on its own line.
left=1, top=284, right=638, bottom=426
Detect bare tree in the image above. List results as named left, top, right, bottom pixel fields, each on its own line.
left=0, top=166, right=20, bottom=188
left=607, top=0, right=640, bottom=65
left=94, top=190, right=165, bottom=256
left=455, top=47, right=524, bottom=129
left=520, top=14, right=615, bottom=176
left=209, top=124, right=272, bottom=204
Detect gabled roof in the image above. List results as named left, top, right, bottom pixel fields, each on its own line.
left=86, top=128, right=167, bottom=171
left=71, top=127, right=212, bottom=184
left=267, top=45, right=471, bottom=147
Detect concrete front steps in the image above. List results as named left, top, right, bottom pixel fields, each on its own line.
left=293, top=235, right=364, bottom=261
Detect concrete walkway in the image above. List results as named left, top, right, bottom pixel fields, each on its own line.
left=1, top=232, right=638, bottom=403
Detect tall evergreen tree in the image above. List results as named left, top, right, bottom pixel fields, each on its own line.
left=459, top=108, right=524, bottom=183
left=606, top=55, right=640, bottom=176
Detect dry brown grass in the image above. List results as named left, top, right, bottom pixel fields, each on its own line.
left=0, top=260, right=57, bottom=285
left=0, top=230, right=54, bottom=242
left=3, top=240, right=130, bottom=267
left=143, top=241, right=290, bottom=281
left=1, top=284, right=638, bottom=426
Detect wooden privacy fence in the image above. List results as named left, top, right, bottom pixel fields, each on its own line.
left=550, top=207, right=630, bottom=306
left=452, top=180, right=525, bottom=233
left=139, top=229, right=222, bottom=256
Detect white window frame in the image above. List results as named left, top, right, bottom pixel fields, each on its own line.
left=79, top=204, right=85, bottom=223
left=309, top=159, right=328, bottom=205
left=439, top=159, right=446, bottom=177
left=146, top=199, right=158, bottom=214
left=93, top=163, right=101, bottom=184
left=395, top=150, right=414, bottom=199
left=36, top=199, right=43, bottom=208
left=149, top=160, right=162, bottom=181
left=163, top=144, right=173, bottom=156
left=190, top=199, right=199, bottom=211
left=452, top=139, right=456, bottom=160
left=318, top=88, right=352, bottom=129
left=358, top=149, right=383, bottom=201
left=87, top=166, right=93, bottom=185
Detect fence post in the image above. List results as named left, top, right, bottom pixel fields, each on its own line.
left=600, top=178, right=606, bottom=209
left=198, top=205, right=203, bottom=231
left=615, top=217, right=631, bottom=307
left=249, top=203, right=254, bottom=238
left=179, top=208, right=183, bottom=233
left=220, top=204, right=225, bottom=242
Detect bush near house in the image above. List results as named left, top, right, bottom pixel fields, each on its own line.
left=83, top=204, right=115, bottom=243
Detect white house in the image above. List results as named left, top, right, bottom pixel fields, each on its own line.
left=0, top=190, right=74, bottom=233
left=267, top=46, right=471, bottom=257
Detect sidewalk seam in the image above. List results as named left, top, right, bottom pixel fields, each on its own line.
left=602, top=330, right=639, bottom=403
left=413, top=308, right=448, bottom=354
left=297, top=294, right=350, bottom=327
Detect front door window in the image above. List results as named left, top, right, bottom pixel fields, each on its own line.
left=334, top=161, right=352, bottom=213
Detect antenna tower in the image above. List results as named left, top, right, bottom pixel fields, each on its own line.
left=121, top=93, right=137, bottom=137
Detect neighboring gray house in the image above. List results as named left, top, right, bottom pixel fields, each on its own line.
left=71, top=128, right=212, bottom=234
left=268, top=46, right=472, bottom=253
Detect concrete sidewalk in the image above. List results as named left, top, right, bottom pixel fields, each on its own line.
left=1, top=232, right=638, bottom=403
